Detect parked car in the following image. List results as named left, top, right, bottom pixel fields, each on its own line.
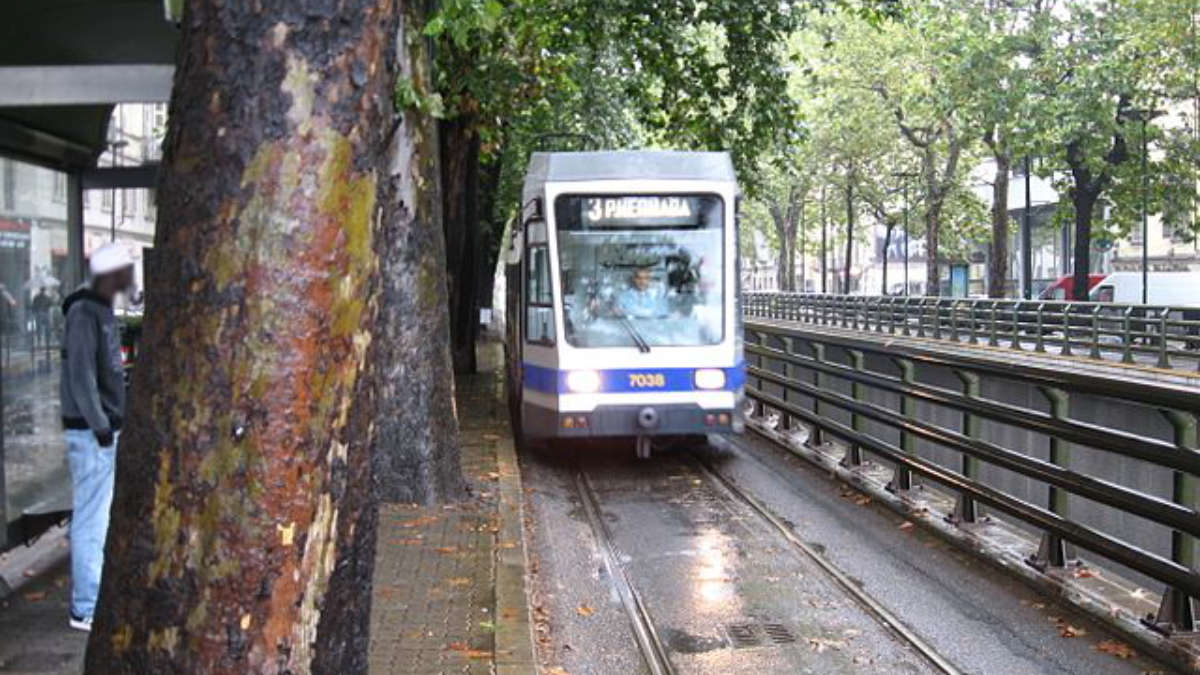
left=1088, top=272, right=1200, bottom=306
left=1038, top=274, right=1107, bottom=301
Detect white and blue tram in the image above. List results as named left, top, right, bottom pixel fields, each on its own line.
left=504, top=151, right=744, bottom=457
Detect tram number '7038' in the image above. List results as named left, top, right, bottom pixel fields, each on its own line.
left=627, top=373, right=666, bottom=388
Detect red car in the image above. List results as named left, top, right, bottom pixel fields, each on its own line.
left=1038, top=274, right=1106, bottom=301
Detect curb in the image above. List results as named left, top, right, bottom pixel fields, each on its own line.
left=0, top=526, right=68, bottom=601
left=493, top=430, right=536, bottom=674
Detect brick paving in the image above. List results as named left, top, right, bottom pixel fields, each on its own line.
left=370, top=351, right=528, bottom=675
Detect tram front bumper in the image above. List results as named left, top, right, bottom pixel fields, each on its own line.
left=524, top=402, right=741, bottom=438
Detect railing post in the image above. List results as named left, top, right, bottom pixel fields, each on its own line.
left=1090, top=305, right=1102, bottom=360
left=1010, top=304, right=1023, bottom=351
left=1034, top=303, right=1047, bottom=353
left=1145, top=410, right=1199, bottom=635
left=947, top=370, right=980, bottom=525
left=949, top=300, right=960, bottom=342
left=850, top=297, right=860, bottom=331
left=917, top=300, right=928, bottom=338
left=1122, top=306, right=1135, bottom=364
left=1027, top=387, right=1077, bottom=571
left=988, top=302, right=1000, bottom=347
left=933, top=299, right=943, bottom=340
left=806, top=341, right=825, bottom=447
left=902, top=299, right=913, bottom=337
left=1158, top=309, right=1171, bottom=369
left=840, top=349, right=865, bottom=468
left=966, top=301, right=979, bottom=345
left=887, top=297, right=897, bottom=335
left=1061, top=303, right=1074, bottom=357
left=887, top=357, right=917, bottom=493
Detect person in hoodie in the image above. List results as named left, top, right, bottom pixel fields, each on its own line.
left=60, top=242, right=133, bottom=632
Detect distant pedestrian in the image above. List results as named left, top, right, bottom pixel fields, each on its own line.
left=31, top=287, right=52, bottom=349
left=60, top=243, right=133, bottom=632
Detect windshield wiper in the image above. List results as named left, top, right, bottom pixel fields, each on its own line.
left=618, top=315, right=652, bottom=353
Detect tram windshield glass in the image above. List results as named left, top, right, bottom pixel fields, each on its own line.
left=554, top=194, right=725, bottom=349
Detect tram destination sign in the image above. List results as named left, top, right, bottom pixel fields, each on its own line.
left=579, top=195, right=706, bottom=227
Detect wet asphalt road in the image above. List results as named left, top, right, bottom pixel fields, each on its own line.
left=519, top=433, right=1176, bottom=675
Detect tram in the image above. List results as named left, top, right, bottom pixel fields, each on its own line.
left=504, top=150, right=745, bottom=457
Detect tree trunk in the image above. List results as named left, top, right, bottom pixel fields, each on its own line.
left=86, top=1, right=458, bottom=672
left=989, top=153, right=1011, bottom=298
left=882, top=222, right=894, bottom=296
left=820, top=187, right=828, bottom=293
left=440, top=117, right=481, bottom=374
left=372, top=3, right=466, bottom=505
left=1071, top=188, right=1098, bottom=302
left=923, top=153, right=942, bottom=297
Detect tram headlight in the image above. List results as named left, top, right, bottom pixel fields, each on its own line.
left=565, top=369, right=602, bottom=393
left=694, top=368, right=726, bottom=390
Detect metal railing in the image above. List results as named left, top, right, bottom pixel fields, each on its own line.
left=743, top=318, right=1200, bottom=635
left=744, top=292, right=1200, bottom=373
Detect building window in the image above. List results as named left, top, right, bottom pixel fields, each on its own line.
left=2, top=159, right=13, bottom=210
left=52, top=172, right=66, bottom=203
left=102, top=189, right=113, bottom=213
left=121, top=190, right=136, bottom=218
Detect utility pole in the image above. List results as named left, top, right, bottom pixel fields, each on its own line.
left=1022, top=155, right=1033, bottom=300
left=891, top=171, right=918, bottom=296
left=1129, top=108, right=1165, bottom=304
left=844, top=178, right=854, bottom=294
left=820, top=185, right=828, bottom=294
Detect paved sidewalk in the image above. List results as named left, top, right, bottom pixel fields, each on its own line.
left=0, top=346, right=532, bottom=675
left=369, top=351, right=534, bottom=674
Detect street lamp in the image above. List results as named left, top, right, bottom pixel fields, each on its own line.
left=891, top=171, right=919, bottom=296
left=1128, top=108, right=1164, bottom=304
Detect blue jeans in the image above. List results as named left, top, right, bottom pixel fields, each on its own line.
left=66, top=429, right=117, bottom=619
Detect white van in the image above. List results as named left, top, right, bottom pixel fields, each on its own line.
left=1088, top=272, right=1200, bottom=307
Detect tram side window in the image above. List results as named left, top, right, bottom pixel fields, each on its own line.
left=525, top=244, right=556, bottom=345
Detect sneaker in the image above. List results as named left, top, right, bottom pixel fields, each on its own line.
left=68, top=614, right=92, bottom=632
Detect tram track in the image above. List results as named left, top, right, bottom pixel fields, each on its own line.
left=573, top=438, right=961, bottom=675
left=574, top=470, right=676, bottom=675
left=692, top=439, right=963, bottom=675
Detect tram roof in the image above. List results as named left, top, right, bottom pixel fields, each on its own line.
left=528, top=151, right=737, bottom=184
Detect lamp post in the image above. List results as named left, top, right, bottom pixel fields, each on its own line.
left=1128, top=108, right=1164, bottom=304
left=891, top=171, right=919, bottom=296
left=1022, top=155, right=1033, bottom=300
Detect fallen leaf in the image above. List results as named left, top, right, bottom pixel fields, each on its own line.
left=1031, top=602, right=1046, bottom=610
left=444, top=642, right=491, bottom=659
left=898, top=521, right=915, bottom=531
left=1095, top=639, right=1136, bottom=659
left=545, top=668, right=570, bottom=675
left=23, top=591, right=46, bottom=602
left=576, top=603, right=595, bottom=617
left=808, top=638, right=847, bottom=653
left=853, top=495, right=871, bottom=506
left=1058, top=623, right=1087, bottom=638
left=1072, top=568, right=1097, bottom=579
left=447, top=577, right=471, bottom=587
left=434, top=546, right=459, bottom=554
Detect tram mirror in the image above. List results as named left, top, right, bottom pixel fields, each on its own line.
left=526, top=219, right=548, bottom=245
left=505, top=221, right=524, bottom=265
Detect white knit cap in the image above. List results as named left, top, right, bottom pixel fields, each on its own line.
left=89, top=242, right=134, bottom=276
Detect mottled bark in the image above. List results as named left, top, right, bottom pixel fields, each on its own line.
left=843, top=180, right=854, bottom=294
left=989, top=149, right=1011, bottom=299
left=85, top=0, right=427, bottom=672
left=371, top=3, right=466, bottom=505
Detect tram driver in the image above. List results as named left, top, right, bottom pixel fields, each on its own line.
left=617, top=264, right=669, bottom=319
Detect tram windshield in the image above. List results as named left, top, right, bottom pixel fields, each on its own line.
left=554, top=194, right=725, bottom=349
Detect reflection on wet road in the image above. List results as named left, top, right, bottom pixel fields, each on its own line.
left=522, top=441, right=937, bottom=674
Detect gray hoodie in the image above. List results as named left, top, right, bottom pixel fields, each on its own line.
left=60, top=288, right=125, bottom=435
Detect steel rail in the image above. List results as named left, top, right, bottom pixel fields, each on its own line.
left=692, top=451, right=963, bottom=675
left=745, top=386, right=1200, bottom=599
left=745, top=341, right=1198, bottom=475
left=748, top=364, right=1200, bottom=537
left=574, top=471, right=675, bottom=675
